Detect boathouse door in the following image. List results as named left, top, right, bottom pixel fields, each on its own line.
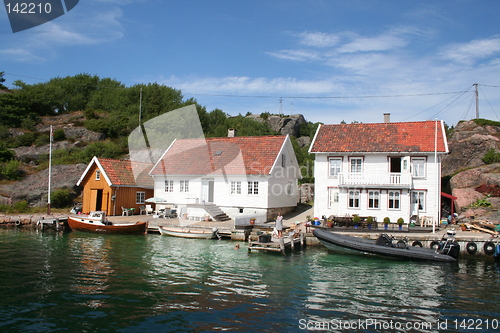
left=90, top=189, right=103, bottom=211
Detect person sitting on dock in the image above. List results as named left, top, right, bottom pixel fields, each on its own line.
left=276, top=213, right=283, bottom=238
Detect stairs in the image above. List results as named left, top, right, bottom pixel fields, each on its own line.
left=190, top=203, right=231, bottom=221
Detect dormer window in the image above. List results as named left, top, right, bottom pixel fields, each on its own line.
left=95, top=170, right=101, bottom=180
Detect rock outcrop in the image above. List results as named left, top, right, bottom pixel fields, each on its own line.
left=444, top=120, right=500, bottom=220
left=0, top=164, right=87, bottom=207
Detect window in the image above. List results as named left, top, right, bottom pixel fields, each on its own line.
left=348, top=190, right=360, bottom=208
left=329, top=158, right=342, bottom=177
left=136, top=192, right=145, bottom=204
left=368, top=190, right=380, bottom=209
left=248, top=181, right=259, bottom=195
left=180, top=180, right=189, bottom=192
left=95, top=170, right=101, bottom=180
left=164, top=180, right=173, bottom=192
left=281, top=154, right=286, bottom=168
left=411, top=158, right=426, bottom=178
left=388, top=191, right=400, bottom=210
left=412, top=191, right=426, bottom=211
left=350, top=158, right=363, bottom=173
left=231, top=181, right=241, bottom=194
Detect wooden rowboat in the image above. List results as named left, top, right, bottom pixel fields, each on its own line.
left=158, top=225, right=218, bottom=239
left=67, top=211, right=147, bottom=235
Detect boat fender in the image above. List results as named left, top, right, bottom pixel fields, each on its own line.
left=466, top=242, right=477, bottom=255
left=483, top=242, right=495, bottom=256
left=411, top=241, right=423, bottom=247
left=396, top=240, right=407, bottom=249
left=429, top=241, right=440, bottom=250
left=14, top=220, right=21, bottom=227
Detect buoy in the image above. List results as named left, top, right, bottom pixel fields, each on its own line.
left=14, top=220, right=21, bottom=227
left=411, top=241, right=423, bottom=247
left=466, top=242, right=477, bottom=255
left=483, top=242, right=495, bottom=256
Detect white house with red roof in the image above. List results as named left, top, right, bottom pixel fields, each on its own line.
left=149, top=134, right=301, bottom=222
left=309, top=119, right=449, bottom=227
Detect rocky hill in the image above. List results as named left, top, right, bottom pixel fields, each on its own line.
left=442, top=120, right=500, bottom=221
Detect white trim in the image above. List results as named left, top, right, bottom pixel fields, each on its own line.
left=76, top=156, right=112, bottom=187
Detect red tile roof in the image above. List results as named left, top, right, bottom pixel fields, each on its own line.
left=150, top=136, right=286, bottom=176
left=310, top=121, right=448, bottom=153
left=97, top=158, right=154, bottom=187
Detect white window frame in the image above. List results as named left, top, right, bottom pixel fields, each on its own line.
left=368, top=190, right=380, bottom=209
left=348, top=190, right=360, bottom=209
left=180, top=180, right=189, bottom=193
left=136, top=191, right=145, bottom=204
left=349, top=157, right=363, bottom=173
left=248, top=181, right=259, bottom=195
left=411, top=157, right=426, bottom=178
left=95, top=170, right=101, bottom=180
left=164, top=180, right=173, bottom=192
left=412, top=191, right=426, bottom=212
left=328, top=157, right=342, bottom=178
left=231, top=181, right=241, bottom=194
left=388, top=191, right=401, bottom=210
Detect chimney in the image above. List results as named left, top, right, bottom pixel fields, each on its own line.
left=383, top=113, right=391, bottom=123
left=228, top=129, right=236, bottom=137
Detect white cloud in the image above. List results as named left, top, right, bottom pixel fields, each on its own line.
left=266, top=49, right=320, bottom=62
left=440, top=36, right=500, bottom=64
left=337, top=34, right=408, bottom=53
left=1, top=6, right=125, bottom=63
left=160, top=75, right=341, bottom=96
left=296, top=31, right=340, bottom=47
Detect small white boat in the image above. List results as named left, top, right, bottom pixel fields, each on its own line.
left=158, top=225, right=218, bottom=239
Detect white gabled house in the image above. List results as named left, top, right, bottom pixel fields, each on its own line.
left=309, top=119, right=449, bottom=226
left=149, top=134, right=301, bottom=222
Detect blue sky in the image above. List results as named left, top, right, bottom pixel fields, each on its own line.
left=2, top=0, right=500, bottom=126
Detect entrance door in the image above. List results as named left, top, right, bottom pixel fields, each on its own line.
left=328, top=187, right=340, bottom=214
left=201, top=180, right=214, bottom=203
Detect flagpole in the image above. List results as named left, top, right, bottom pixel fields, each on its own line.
left=48, top=125, right=53, bottom=215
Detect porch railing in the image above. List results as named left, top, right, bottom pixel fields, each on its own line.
left=338, top=172, right=412, bottom=187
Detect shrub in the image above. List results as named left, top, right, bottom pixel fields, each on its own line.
left=13, top=200, right=29, bottom=212
left=53, top=128, right=66, bottom=141
left=482, top=148, right=500, bottom=164
left=397, top=217, right=404, bottom=225
left=51, top=189, right=74, bottom=208
left=0, top=160, right=23, bottom=180
left=383, top=217, right=390, bottom=224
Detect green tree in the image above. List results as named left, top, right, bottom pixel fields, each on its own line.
left=0, top=71, right=7, bottom=90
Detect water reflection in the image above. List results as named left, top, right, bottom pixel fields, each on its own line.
left=0, top=229, right=499, bottom=332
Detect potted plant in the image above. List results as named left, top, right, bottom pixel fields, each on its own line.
left=366, top=216, right=373, bottom=229
left=383, top=217, right=390, bottom=230
left=397, top=217, right=404, bottom=230
left=353, top=215, right=360, bottom=229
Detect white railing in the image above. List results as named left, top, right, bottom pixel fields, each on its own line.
left=338, top=172, right=412, bottom=187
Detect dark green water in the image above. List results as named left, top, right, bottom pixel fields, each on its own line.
left=1, top=229, right=499, bottom=332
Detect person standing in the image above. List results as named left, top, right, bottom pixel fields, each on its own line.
left=276, top=212, right=283, bottom=238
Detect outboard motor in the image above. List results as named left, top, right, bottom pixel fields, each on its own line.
left=376, top=234, right=393, bottom=247
left=437, top=229, right=460, bottom=259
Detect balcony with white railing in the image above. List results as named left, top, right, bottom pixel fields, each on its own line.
left=338, top=172, right=412, bottom=188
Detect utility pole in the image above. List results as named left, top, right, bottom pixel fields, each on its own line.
left=474, top=83, right=479, bottom=119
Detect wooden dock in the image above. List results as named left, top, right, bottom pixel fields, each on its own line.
left=248, top=233, right=304, bottom=254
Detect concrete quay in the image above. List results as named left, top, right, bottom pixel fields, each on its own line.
left=106, top=208, right=499, bottom=259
